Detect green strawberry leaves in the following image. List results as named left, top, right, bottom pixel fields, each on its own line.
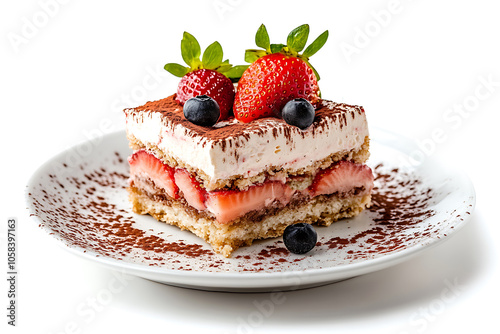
left=164, top=32, right=248, bottom=82
left=245, top=24, right=272, bottom=63
left=164, top=25, right=328, bottom=83
left=270, top=43, right=286, bottom=54
left=302, top=30, right=329, bottom=58
left=180, top=32, right=201, bottom=69
left=224, top=65, right=249, bottom=79
left=244, top=49, right=267, bottom=63
left=163, top=63, right=189, bottom=77
left=202, top=41, right=224, bottom=70
left=287, top=24, right=309, bottom=53
left=255, top=24, right=271, bottom=52
left=244, top=24, right=329, bottom=81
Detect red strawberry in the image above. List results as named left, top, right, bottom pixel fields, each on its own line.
left=309, top=161, right=374, bottom=197
left=128, top=150, right=179, bottom=199
left=174, top=169, right=207, bottom=211
left=164, top=32, right=248, bottom=122
left=234, top=24, right=328, bottom=123
left=234, top=53, right=319, bottom=122
left=205, top=182, right=292, bottom=224
left=176, top=69, right=235, bottom=120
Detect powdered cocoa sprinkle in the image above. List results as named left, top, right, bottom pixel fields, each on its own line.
left=123, top=94, right=365, bottom=144
left=318, top=165, right=438, bottom=259
left=28, top=154, right=470, bottom=273
left=257, top=246, right=289, bottom=258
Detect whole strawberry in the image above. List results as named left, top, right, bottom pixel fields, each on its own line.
left=176, top=69, right=235, bottom=120
left=234, top=24, right=328, bottom=123
left=164, top=32, right=248, bottom=122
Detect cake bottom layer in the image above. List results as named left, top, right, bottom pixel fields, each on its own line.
left=128, top=186, right=371, bottom=257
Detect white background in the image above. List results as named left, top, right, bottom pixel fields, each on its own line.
left=2, top=0, right=500, bottom=333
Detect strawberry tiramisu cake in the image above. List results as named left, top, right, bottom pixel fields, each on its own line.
left=124, top=25, right=374, bottom=257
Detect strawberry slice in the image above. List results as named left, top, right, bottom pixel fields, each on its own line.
left=205, top=182, right=292, bottom=224
left=128, top=150, right=179, bottom=199
left=174, top=169, right=207, bottom=211
left=309, top=161, right=374, bottom=197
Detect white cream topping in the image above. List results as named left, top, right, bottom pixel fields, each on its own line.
left=125, top=100, right=369, bottom=183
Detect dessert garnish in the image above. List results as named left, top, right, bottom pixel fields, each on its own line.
left=283, top=223, right=318, bottom=254
left=234, top=24, right=329, bottom=125
left=183, top=95, right=220, bottom=127
left=164, top=32, right=247, bottom=122
left=281, top=98, right=315, bottom=130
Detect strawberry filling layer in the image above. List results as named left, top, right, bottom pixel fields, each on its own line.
left=129, top=150, right=374, bottom=224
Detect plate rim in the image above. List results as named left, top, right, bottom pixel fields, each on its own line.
left=25, top=128, right=476, bottom=287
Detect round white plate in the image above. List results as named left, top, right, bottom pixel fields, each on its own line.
left=26, top=128, right=475, bottom=292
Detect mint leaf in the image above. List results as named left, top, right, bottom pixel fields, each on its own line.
left=302, top=30, right=329, bottom=58
left=181, top=32, right=201, bottom=68
left=164, top=63, right=189, bottom=77
left=287, top=24, right=309, bottom=53
left=255, top=24, right=270, bottom=52
left=202, top=41, right=223, bottom=70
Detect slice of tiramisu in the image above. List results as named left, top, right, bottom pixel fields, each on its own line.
left=124, top=24, right=374, bottom=257
left=125, top=95, right=372, bottom=257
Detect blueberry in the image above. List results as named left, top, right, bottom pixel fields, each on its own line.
left=183, top=95, right=220, bottom=126
left=281, top=98, right=315, bottom=130
left=283, top=223, right=317, bottom=254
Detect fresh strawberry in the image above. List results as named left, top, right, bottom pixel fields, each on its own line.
left=308, top=161, right=374, bottom=197
left=176, top=69, right=235, bottom=120
left=164, top=32, right=248, bottom=122
left=205, top=182, right=292, bottom=224
left=128, top=150, right=179, bottom=199
left=234, top=24, right=329, bottom=123
left=174, top=169, right=207, bottom=211
left=234, top=53, right=319, bottom=122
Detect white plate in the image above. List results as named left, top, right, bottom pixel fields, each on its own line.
left=26, top=128, right=475, bottom=292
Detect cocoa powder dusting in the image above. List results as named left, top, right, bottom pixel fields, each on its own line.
left=28, top=154, right=471, bottom=273
left=123, top=95, right=365, bottom=145
left=318, top=164, right=438, bottom=261
left=28, top=152, right=214, bottom=270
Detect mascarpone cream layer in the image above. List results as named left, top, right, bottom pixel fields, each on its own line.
left=125, top=99, right=369, bottom=182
